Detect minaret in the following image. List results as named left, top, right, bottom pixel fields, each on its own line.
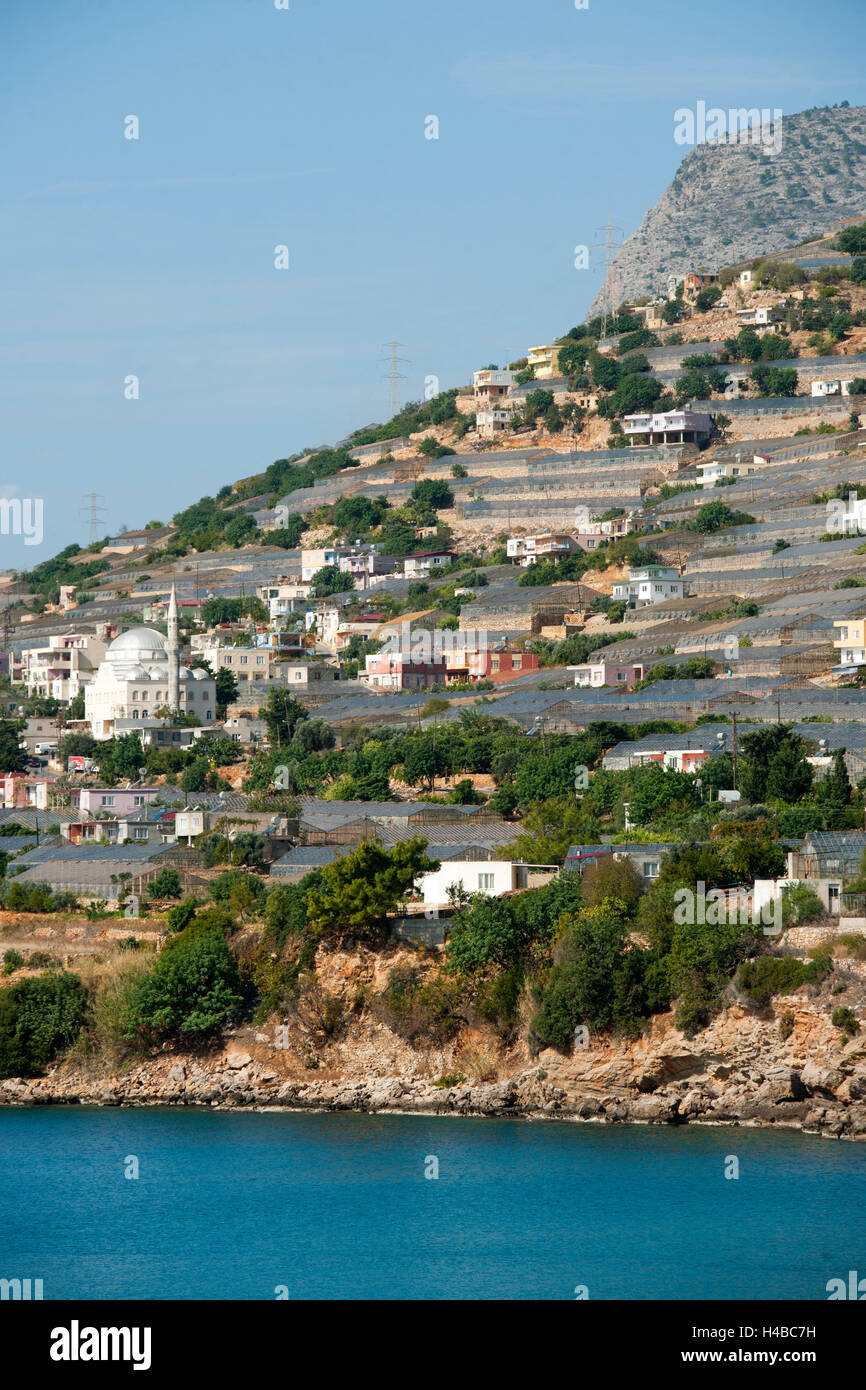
left=167, top=582, right=180, bottom=713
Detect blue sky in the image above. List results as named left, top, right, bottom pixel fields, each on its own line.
left=1, top=0, right=865, bottom=561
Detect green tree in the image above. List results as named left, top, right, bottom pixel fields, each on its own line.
left=123, top=920, right=243, bottom=1042
left=0, top=971, right=90, bottom=1079
left=261, top=689, right=308, bottom=749
left=215, top=666, right=239, bottom=716
left=147, top=868, right=183, bottom=900
left=402, top=735, right=450, bottom=790
left=499, top=796, right=598, bottom=865
left=625, top=763, right=700, bottom=826
left=310, top=566, right=355, bottom=597
left=446, top=895, right=533, bottom=979
left=532, top=902, right=645, bottom=1046
left=739, top=726, right=812, bottom=804
left=822, top=749, right=852, bottom=805
left=0, top=720, right=27, bottom=774
left=305, top=838, right=439, bottom=944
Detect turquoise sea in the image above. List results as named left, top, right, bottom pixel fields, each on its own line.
left=1, top=1108, right=864, bottom=1300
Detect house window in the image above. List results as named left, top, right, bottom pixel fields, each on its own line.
left=133, top=828, right=148, bottom=840
left=134, top=796, right=146, bottom=806
left=256, top=656, right=264, bottom=665
left=101, top=795, right=115, bottom=807
left=240, top=656, right=248, bottom=665
left=478, top=873, right=495, bottom=891
left=642, top=861, right=659, bottom=879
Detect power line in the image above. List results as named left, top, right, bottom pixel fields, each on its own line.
left=80, top=491, right=107, bottom=545
left=378, top=338, right=410, bottom=415
left=593, top=220, right=624, bottom=338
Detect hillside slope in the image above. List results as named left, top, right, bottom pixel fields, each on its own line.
left=588, top=104, right=866, bottom=316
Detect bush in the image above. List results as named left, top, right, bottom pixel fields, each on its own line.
left=531, top=903, right=648, bottom=1047
left=209, top=869, right=268, bottom=908
left=831, top=1005, right=859, bottom=1037
left=0, top=971, right=90, bottom=1078
left=166, top=897, right=197, bottom=933
left=122, top=921, right=243, bottom=1043
left=780, top=884, right=824, bottom=927
left=146, top=868, right=183, bottom=900
left=736, top=953, right=831, bottom=1007
left=374, top=964, right=463, bottom=1044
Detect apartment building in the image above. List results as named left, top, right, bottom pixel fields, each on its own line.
left=13, top=633, right=108, bottom=702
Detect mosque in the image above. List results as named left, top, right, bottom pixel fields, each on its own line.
left=85, top=585, right=216, bottom=740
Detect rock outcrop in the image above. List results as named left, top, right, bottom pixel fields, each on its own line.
left=4, top=989, right=866, bottom=1139
left=587, top=104, right=866, bottom=318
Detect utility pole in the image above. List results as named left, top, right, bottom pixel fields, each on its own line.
left=80, top=491, right=107, bottom=545
left=593, top=220, right=624, bottom=339
left=378, top=338, right=410, bottom=416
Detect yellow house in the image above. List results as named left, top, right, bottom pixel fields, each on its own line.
left=834, top=619, right=866, bottom=666
left=527, top=345, right=561, bottom=380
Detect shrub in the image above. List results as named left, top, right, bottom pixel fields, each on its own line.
left=166, top=897, right=198, bottom=933
left=0, top=971, right=90, bottom=1078
left=122, top=921, right=243, bottom=1043
left=832, top=1006, right=859, bottom=1037
left=736, top=953, right=831, bottom=1007
left=780, top=884, right=824, bottom=927
left=146, top=868, right=183, bottom=900
left=374, top=964, right=463, bottom=1044
left=209, top=869, right=267, bottom=907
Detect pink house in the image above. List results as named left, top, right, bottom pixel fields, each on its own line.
left=362, top=653, right=447, bottom=692
left=569, top=660, right=645, bottom=691
left=2, top=774, right=51, bottom=810
left=73, top=787, right=164, bottom=815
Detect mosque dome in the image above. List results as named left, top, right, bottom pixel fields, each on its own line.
left=90, top=626, right=171, bottom=685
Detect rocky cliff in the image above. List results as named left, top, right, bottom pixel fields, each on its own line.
left=588, top=104, right=866, bottom=318
left=5, top=937, right=866, bottom=1141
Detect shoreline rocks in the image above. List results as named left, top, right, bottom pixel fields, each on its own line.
left=3, top=1060, right=866, bottom=1140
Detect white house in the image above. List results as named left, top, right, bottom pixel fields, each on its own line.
left=833, top=618, right=866, bottom=667
left=401, top=550, right=456, bottom=579
left=696, top=459, right=756, bottom=488
left=735, top=303, right=787, bottom=327
left=622, top=410, right=713, bottom=445
left=300, top=547, right=340, bottom=582
left=420, top=856, right=517, bottom=907
left=811, top=378, right=855, bottom=398
left=506, top=533, right=578, bottom=567
left=612, top=565, right=684, bottom=609
left=476, top=408, right=514, bottom=436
